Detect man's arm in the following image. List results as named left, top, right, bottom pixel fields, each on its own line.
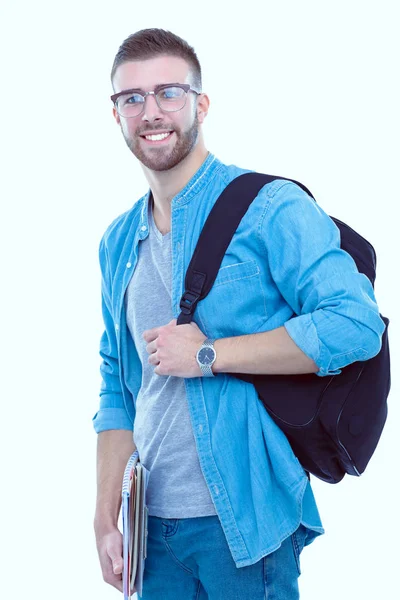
left=144, top=183, right=384, bottom=380
left=144, top=319, right=318, bottom=378
left=212, top=325, right=319, bottom=375
left=94, top=430, right=136, bottom=529
left=94, top=430, right=136, bottom=592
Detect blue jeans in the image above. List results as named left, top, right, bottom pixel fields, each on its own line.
left=140, top=515, right=307, bottom=599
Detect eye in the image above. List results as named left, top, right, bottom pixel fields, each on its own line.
left=125, top=93, right=144, bottom=105
left=158, top=86, right=184, bottom=100
left=117, top=92, right=144, bottom=108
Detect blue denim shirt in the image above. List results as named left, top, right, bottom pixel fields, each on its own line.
left=93, top=153, right=385, bottom=567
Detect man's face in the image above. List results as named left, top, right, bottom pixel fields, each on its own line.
left=112, top=56, right=202, bottom=172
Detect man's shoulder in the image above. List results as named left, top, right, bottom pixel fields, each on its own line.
left=199, top=160, right=315, bottom=229
left=218, top=162, right=304, bottom=200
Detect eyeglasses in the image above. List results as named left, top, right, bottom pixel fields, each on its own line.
left=110, top=83, right=201, bottom=118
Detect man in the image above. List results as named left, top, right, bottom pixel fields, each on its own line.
left=93, top=28, right=385, bottom=599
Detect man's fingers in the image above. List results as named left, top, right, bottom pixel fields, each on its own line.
left=99, top=547, right=123, bottom=591
left=95, top=524, right=127, bottom=594
left=143, top=328, right=158, bottom=342
left=97, top=532, right=125, bottom=592
left=146, top=340, right=157, bottom=355
left=107, top=544, right=123, bottom=574
left=143, top=318, right=176, bottom=342
left=112, top=557, right=123, bottom=575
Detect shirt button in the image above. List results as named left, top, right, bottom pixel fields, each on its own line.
left=198, top=424, right=203, bottom=434
left=214, top=485, right=219, bottom=496
left=141, top=225, right=147, bottom=231
left=115, top=324, right=119, bottom=331
left=126, top=262, right=132, bottom=268
left=177, top=242, right=181, bottom=251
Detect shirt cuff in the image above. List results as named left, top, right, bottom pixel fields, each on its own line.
left=92, top=407, right=134, bottom=433
left=284, top=313, right=341, bottom=377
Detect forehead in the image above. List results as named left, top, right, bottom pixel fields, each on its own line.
left=113, top=55, right=191, bottom=92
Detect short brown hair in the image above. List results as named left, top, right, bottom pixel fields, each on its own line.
left=111, top=28, right=202, bottom=91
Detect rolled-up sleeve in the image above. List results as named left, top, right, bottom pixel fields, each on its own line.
left=92, top=238, right=134, bottom=433
left=262, top=182, right=386, bottom=376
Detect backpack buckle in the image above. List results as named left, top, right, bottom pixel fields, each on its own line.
left=179, top=290, right=200, bottom=315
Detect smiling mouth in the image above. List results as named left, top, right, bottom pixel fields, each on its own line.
left=140, top=131, right=174, bottom=143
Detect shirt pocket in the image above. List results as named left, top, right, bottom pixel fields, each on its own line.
left=197, top=258, right=268, bottom=337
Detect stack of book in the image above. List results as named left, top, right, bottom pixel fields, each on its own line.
left=122, top=450, right=150, bottom=599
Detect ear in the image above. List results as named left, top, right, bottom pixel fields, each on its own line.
left=113, top=106, right=121, bottom=125
left=196, top=93, right=210, bottom=125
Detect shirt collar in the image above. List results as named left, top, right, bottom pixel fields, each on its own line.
left=138, top=152, right=221, bottom=238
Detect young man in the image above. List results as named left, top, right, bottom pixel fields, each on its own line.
left=93, top=29, right=385, bottom=599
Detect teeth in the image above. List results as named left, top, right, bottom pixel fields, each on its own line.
left=144, top=132, right=171, bottom=141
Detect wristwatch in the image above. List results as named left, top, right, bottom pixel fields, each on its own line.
left=196, top=338, right=217, bottom=377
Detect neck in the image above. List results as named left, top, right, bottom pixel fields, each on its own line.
left=141, top=140, right=209, bottom=223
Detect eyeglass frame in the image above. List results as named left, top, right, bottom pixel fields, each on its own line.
left=110, top=83, right=201, bottom=117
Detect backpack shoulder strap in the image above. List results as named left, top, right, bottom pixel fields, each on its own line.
left=177, top=173, right=314, bottom=325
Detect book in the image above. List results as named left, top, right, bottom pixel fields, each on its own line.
left=122, top=451, right=150, bottom=599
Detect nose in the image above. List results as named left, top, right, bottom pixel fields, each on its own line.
left=141, top=93, right=164, bottom=123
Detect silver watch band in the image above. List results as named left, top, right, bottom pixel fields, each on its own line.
left=201, top=364, right=214, bottom=377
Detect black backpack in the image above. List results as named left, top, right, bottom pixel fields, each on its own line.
left=177, top=173, right=391, bottom=484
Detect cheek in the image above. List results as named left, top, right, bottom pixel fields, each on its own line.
left=122, top=119, right=141, bottom=139
left=171, top=105, right=194, bottom=131
left=176, top=114, right=194, bottom=134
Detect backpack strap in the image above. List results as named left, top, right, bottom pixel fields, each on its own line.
left=177, top=173, right=314, bottom=325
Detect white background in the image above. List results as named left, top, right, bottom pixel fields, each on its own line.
left=1, top=1, right=399, bottom=598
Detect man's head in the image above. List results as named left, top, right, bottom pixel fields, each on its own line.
left=111, top=29, right=209, bottom=172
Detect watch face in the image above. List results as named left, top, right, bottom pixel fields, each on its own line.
left=198, top=346, right=215, bottom=365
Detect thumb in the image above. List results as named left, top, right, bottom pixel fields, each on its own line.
left=108, top=547, right=123, bottom=574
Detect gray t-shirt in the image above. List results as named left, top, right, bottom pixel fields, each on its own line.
left=124, top=200, right=217, bottom=518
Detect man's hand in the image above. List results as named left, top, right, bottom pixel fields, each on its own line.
left=94, top=524, right=135, bottom=594
left=143, top=318, right=207, bottom=378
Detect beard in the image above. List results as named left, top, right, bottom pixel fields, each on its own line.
left=121, top=112, right=199, bottom=172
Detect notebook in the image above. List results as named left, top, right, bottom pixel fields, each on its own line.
left=122, top=451, right=150, bottom=599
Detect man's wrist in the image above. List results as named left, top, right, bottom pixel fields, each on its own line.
left=205, top=328, right=319, bottom=376
left=211, top=338, right=225, bottom=374
left=94, top=512, right=119, bottom=534
left=94, top=499, right=121, bottom=533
